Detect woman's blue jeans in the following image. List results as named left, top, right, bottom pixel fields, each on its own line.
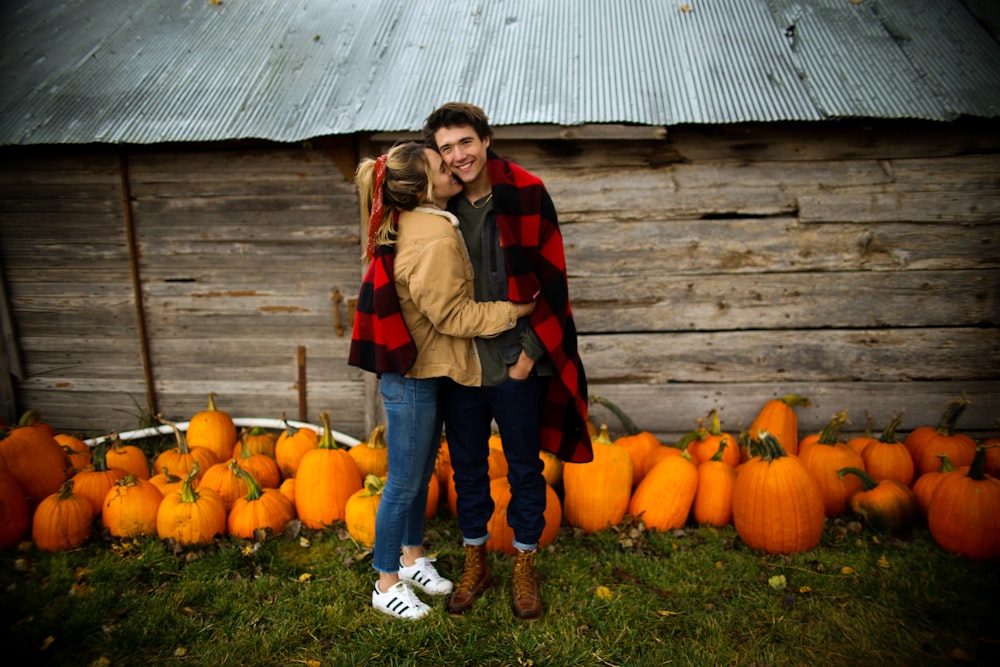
left=372, top=372, right=442, bottom=574
left=443, top=375, right=548, bottom=551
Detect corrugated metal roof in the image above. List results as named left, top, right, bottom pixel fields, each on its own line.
left=1, top=0, right=998, bottom=145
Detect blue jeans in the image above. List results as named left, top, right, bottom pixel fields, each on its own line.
left=372, top=372, right=442, bottom=574
left=443, top=375, right=549, bottom=551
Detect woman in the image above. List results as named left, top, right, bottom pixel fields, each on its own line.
left=348, top=142, right=535, bottom=620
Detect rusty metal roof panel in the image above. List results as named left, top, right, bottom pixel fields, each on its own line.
left=1, top=0, right=998, bottom=146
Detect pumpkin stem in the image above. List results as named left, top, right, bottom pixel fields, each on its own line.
left=817, top=410, right=849, bottom=445
left=180, top=462, right=201, bottom=503
left=362, top=473, right=385, bottom=497
left=935, top=394, right=970, bottom=436
left=591, top=396, right=640, bottom=436
left=160, top=466, right=183, bottom=484
left=778, top=394, right=812, bottom=408
left=838, top=466, right=877, bottom=491
left=709, top=438, right=729, bottom=462
left=756, top=430, right=789, bottom=461
left=933, top=454, right=956, bottom=474
left=279, top=412, right=302, bottom=437
left=17, top=408, right=46, bottom=428
left=366, top=424, right=388, bottom=450
left=317, top=411, right=338, bottom=450
left=860, top=411, right=874, bottom=439
left=91, top=439, right=111, bottom=472
left=57, top=478, right=77, bottom=500
left=159, top=415, right=191, bottom=455
left=967, top=444, right=987, bottom=481
left=593, top=424, right=616, bottom=446
left=230, top=460, right=264, bottom=501
left=206, top=392, right=219, bottom=412
left=878, top=410, right=905, bottom=443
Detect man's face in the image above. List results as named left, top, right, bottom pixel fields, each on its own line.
left=433, top=124, right=491, bottom=189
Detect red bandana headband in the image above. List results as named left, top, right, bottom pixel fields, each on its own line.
left=365, top=154, right=388, bottom=260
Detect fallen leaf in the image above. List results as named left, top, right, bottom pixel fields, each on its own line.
left=595, top=586, right=612, bottom=600
left=768, top=574, right=787, bottom=591
left=298, top=572, right=312, bottom=582
left=657, top=610, right=685, bottom=617
left=841, top=566, right=855, bottom=575
left=877, top=556, right=891, bottom=569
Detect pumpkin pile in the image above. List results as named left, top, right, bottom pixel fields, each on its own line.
left=2, top=393, right=998, bottom=562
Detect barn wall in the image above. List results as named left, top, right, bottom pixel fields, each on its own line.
left=0, top=120, right=997, bottom=443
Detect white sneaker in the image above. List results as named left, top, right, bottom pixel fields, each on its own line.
left=372, top=581, right=430, bottom=620
left=399, top=556, right=454, bottom=596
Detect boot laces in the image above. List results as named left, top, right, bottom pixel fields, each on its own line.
left=512, top=550, right=536, bottom=598
left=456, top=545, right=485, bottom=593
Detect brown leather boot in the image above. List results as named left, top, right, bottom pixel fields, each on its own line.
left=511, top=548, right=543, bottom=620
left=447, top=544, right=492, bottom=614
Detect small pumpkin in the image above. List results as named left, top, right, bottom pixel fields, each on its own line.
left=234, top=444, right=281, bottom=490
left=227, top=464, right=295, bottom=540
left=839, top=467, right=919, bottom=533
left=904, top=395, right=976, bottom=477
left=732, top=431, right=825, bottom=555
left=629, top=452, right=699, bottom=531
left=680, top=409, right=740, bottom=469
left=104, top=434, right=151, bottom=480
left=72, top=440, right=128, bottom=516
left=294, top=412, right=363, bottom=529
left=149, top=467, right=185, bottom=497
left=746, top=394, right=811, bottom=459
left=798, top=410, right=865, bottom=517
left=926, top=444, right=1000, bottom=560
left=563, top=424, right=633, bottom=533
left=32, top=479, right=94, bottom=552
left=912, top=454, right=958, bottom=518
left=232, top=427, right=278, bottom=460
left=592, top=395, right=662, bottom=487
left=485, top=476, right=562, bottom=554
left=156, top=463, right=227, bottom=545
left=349, top=424, right=390, bottom=479
left=275, top=414, right=319, bottom=479
left=199, top=459, right=251, bottom=512
left=692, top=442, right=737, bottom=527
left=185, top=392, right=237, bottom=462
left=858, top=411, right=915, bottom=487
left=152, top=417, right=219, bottom=482
left=101, top=473, right=164, bottom=538
left=344, top=474, right=384, bottom=548
left=55, top=433, right=92, bottom=474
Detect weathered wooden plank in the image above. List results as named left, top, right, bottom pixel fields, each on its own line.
left=570, top=269, right=1000, bottom=332
left=799, top=191, right=1000, bottom=224
left=578, top=328, right=1000, bottom=384
left=563, top=218, right=1000, bottom=274
left=586, top=380, right=1000, bottom=443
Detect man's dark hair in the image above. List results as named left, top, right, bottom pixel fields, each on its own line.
left=422, top=102, right=494, bottom=149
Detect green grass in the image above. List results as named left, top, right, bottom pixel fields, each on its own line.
left=2, top=512, right=997, bottom=667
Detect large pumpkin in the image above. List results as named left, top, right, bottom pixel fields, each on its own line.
left=746, top=394, right=811, bottom=459
left=692, top=442, right=737, bottom=527
left=563, top=425, right=633, bottom=533
left=926, top=445, right=1000, bottom=560
left=798, top=410, right=865, bottom=517
left=592, top=395, right=662, bottom=488
left=32, top=479, right=94, bottom=552
left=904, top=395, right=976, bottom=477
left=185, top=392, right=237, bottom=462
left=485, top=476, right=562, bottom=554
left=294, top=412, right=362, bottom=529
left=101, top=473, right=164, bottom=538
left=0, top=418, right=69, bottom=505
left=912, top=454, right=958, bottom=518
left=732, top=431, right=825, bottom=554
left=156, top=464, right=227, bottom=546
left=0, top=467, right=31, bottom=550
left=199, top=459, right=251, bottom=512
left=629, top=453, right=698, bottom=531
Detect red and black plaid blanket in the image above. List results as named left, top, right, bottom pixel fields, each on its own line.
left=489, top=151, right=593, bottom=464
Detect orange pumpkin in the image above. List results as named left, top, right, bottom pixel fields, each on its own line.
left=839, top=467, right=919, bottom=533
left=0, top=467, right=31, bottom=550
left=344, top=474, right=383, bottom=547
left=275, top=415, right=319, bottom=479
left=104, top=435, right=151, bottom=480
left=424, top=474, right=440, bottom=521
left=539, top=449, right=563, bottom=488
left=55, top=433, right=92, bottom=474
left=563, top=425, right=633, bottom=533
left=692, top=443, right=737, bottom=527
left=485, top=476, right=562, bottom=554
left=234, top=445, right=281, bottom=490
left=629, top=453, right=699, bottom=531
left=232, top=427, right=278, bottom=459
left=592, top=395, right=662, bottom=488
left=227, top=464, right=295, bottom=540
left=153, top=419, right=219, bottom=482
left=682, top=409, right=741, bottom=468
left=72, top=441, right=128, bottom=516
left=912, top=454, right=958, bottom=518
left=798, top=411, right=865, bottom=517
left=0, top=418, right=69, bottom=505
left=747, top=394, right=811, bottom=458
left=185, top=392, right=237, bottom=462
left=904, top=395, right=976, bottom=477
left=149, top=467, right=185, bottom=497
left=349, top=424, right=390, bottom=479
left=859, top=412, right=915, bottom=487
left=926, top=445, right=1000, bottom=560
left=101, top=474, right=164, bottom=538
left=199, top=459, right=251, bottom=512
left=846, top=412, right=876, bottom=455
left=32, top=479, right=94, bottom=552
left=279, top=477, right=296, bottom=505
left=294, top=412, right=363, bottom=529
left=156, top=463, right=227, bottom=545
left=732, top=431, right=825, bottom=555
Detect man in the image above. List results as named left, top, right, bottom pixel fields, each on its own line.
left=422, top=103, right=592, bottom=620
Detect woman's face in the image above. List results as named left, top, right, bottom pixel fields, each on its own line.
left=425, top=147, right=462, bottom=208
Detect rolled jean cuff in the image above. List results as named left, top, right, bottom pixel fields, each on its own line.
left=513, top=539, right=538, bottom=552
left=463, top=533, right=490, bottom=547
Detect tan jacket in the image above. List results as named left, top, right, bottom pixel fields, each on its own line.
left=393, top=206, right=518, bottom=386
